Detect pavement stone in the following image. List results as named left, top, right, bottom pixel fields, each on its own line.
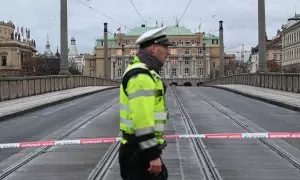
left=214, top=84, right=300, bottom=111
left=0, top=86, right=117, bottom=120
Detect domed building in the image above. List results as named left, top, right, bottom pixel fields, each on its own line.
left=38, top=35, right=60, bottom=59
left=68, top=37, right=78, bottom=57
left=0, top=20, right=36, bottom=76
left=68, top=37, right=84, bottom=73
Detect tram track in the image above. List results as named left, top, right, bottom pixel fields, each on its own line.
left=0, top=98, right=119, bottom=180
left=171, top=87, right=222, bottom=180
left=87, top=134, right=120, bottom=180
left=190, top=88, right=300, bottom=170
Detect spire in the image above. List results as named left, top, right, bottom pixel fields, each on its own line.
left=44, top=34, right=53, bottom=57
left=46, top=34, right=50, bottom=50
left=198, top=18, right=202, bottom=32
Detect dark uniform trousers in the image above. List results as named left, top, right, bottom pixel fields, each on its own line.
left=119, top=143, right=168, bottom=180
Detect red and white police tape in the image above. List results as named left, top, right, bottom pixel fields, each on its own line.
left=1, top=132, right=300, bottom=149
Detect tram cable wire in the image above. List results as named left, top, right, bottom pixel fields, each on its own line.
left=77, top=0, right=133, bottom=30
left=129, top=0, right=147, bottom=24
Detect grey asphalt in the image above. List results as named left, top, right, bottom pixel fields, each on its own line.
left=4, top=102, right=121, bottom=180
left=3, top=86, right=300, bottom=180
left=0, top=89, right=119, bottom=164
left=176, top=87, right=300, bottom=180
left=195, top=87, right=300, bottom=151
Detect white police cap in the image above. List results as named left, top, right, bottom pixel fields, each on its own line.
left=135, top=27, right=174, bottom=47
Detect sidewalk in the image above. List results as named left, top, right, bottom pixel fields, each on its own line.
left=0, top=86, right=117, bottom=120
left=212, top=84, right=300, bottom=112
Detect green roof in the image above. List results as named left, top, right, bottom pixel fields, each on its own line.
left=125, top=26, right=195, bottom=36
left=94, top=27, right=220, bottom=49
left=204, top=33, right=219, bottom=40
left=204, top=33, right=219, bottom=46
left=95, top=34, right=116, bottom=48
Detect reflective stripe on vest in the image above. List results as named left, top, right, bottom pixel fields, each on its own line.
left=128, top=90, right=155, bottom=100
left=154, top=112, right=167, bottom=120
left=154, top=123, right=165, bottom=132
left=135, top=127, right=154, bottom=137
left=120, top=118, right=133, bottom=127
left=139, top=137, right=158, bottom=149
left=120, top=104, right=130, bottom=112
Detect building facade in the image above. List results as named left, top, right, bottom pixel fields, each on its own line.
left=267, top=31, right=282, bottom=65
left=83, top=54, right=96, bottom=76
left=281, top=14, right=300, bottom=71
left=248, top=30, right=283, bottom=73
left=84, top=25, right=234, bottom=83
left=0, top=21, right=36, bottom=76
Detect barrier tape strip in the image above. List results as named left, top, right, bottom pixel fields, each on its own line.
left=1, top=132, right=300, bottom=149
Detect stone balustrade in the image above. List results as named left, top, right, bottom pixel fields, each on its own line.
left=0, top=75, right=120, bottom=101
left=205, top=73, right=300, bottom=93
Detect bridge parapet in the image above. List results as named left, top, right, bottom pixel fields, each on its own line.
left=0, top=75, right=120, bottom=101
left=204, top=73, right=300, bottom=93
left=163, top=78, right=203, bottom=86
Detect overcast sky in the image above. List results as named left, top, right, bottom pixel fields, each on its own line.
left=1, top=0, right=300, bottom=56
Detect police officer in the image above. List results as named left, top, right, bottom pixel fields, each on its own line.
left=119, top=27, right=173, bottom=180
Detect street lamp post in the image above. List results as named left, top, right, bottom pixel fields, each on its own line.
left=121, top=45, right=125, bottom=75
left=203, top=43, right=207, bottom=81
left=104, top=23, right=109, bottom=78
left=112, top=60, right=116, bottom=80
left=257, top=0, right=268, bottom=73
left=219, top=20, right=224, bottom=77
left=59, top=0, right=70, bottom=75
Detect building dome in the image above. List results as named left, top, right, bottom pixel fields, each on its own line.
left=42, top=35, right=57, bottom=58
left=55, top=47, right=60, bottom=57
left=68, top=37, right=78, bottom=57
left=44, top=40, right=53, bottom=57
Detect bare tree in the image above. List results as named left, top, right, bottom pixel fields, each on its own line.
left=68, top=61, right=82, bottom=75
left=21, top=54, right=60, bottom=76
left=267, top=60, right=280, bottom=72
